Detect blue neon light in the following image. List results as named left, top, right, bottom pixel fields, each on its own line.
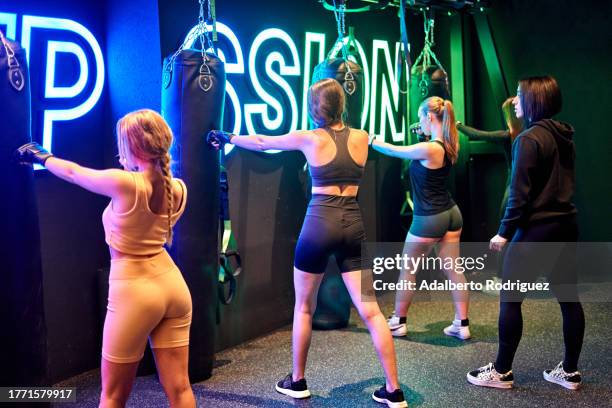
left=0, top=12, right=16, bottom=40
left=45, top=41, right=89, bottom=98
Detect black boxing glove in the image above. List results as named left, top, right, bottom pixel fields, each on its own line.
left=15, top=142, right=53, bottom=166
left=206, top=130, right=235, bottom=149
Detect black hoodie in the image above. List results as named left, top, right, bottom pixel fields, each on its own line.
left=498, top=119, right=577, bottom=239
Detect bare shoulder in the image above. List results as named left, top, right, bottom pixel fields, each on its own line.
left=169, top=177, right=186, bottom=205
left=349, top=129, right=369, bottom=147
left=426, top=141, right=447, bottom=160
left=172, top=177, right=187, bottom=193
left=351, top=128, right=369, bottom=138
left=108, top=169, right=137, bottom=191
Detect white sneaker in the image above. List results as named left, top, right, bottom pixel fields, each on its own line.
left=543, top=361, right=582, bottom=390
left=443, top=319, right=471, bottom=340
left=467, top=363, right=514, bottom=389
left=387, top=313, right=407, bottom=337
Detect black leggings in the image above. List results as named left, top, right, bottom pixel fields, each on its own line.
left=495, top=217, right=585, bottom=373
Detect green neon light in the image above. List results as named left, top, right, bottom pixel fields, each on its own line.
left=370, top=40, right=407, bottom=142
left=302, top=32, right=326, bottom=129
left=244, top=28, right=300, bottom=153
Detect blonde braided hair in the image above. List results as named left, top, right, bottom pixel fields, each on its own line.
left=158, top=152, right=174, bottom=246
left=117, top=109, right=175, bottom=247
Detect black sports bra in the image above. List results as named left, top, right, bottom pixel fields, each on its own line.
left=309, top=127, right=365, bottom=187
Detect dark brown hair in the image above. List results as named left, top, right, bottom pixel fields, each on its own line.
left=307, top=78, right=345, bottom=128
left=518, top=75, right=562, bottom=127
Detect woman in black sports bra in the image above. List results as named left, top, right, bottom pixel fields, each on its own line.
left=372, top=96, right=471, bottom=341
left=207, top=78, right=407, bottom=407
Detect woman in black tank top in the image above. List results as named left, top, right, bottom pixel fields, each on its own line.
left=372, top=97, right=472, bottom=341
left=207, top=79, right=407, bottom=406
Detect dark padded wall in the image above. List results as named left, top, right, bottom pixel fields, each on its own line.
left=0, top=33, right=47, bottom=387
left=218, top=150, right=306, bottom=349
left=469, top=0, right=612, bottom=240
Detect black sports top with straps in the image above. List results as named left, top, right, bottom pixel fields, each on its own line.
left=309, top=127, right=365, bottom=187
left=409, top=139, right=456, bottom=216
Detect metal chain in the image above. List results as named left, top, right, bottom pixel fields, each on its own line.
left=412, top=10, right=447, bottom=90
left=0, top=29, right=25, bottom=91
left=0, top=30, right=14, bottom=59
left=164, top=0, right=215, bottom=75
left=332, top=0, right=349, bottom=61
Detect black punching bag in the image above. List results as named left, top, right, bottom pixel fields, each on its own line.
left=162, top=51, right=225, bottom=382
left=0, top=33, right=47, bottom=385
left=310, top=58, right=364, bottom=330
left=312, top=58, right=364, bottom=128
left=409, top=65, right=450, bottom=123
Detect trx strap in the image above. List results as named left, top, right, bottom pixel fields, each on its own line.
left=397, top=0, right=414, bottom=145
left=0, top=30, right=24, bottom=92
left=412, top=10, right=449, bottom=97
left=163, top=0, right=217, bottom=91
left=397, top=0, right=413, bottom=92
left=217, top=164, right=242, bottom=306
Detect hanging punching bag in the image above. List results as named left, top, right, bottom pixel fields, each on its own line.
left=310, top=57, right=364, bottom=330
left=312, top=58, right=364, bottom=128
left=0, top=32, right=47, bottom=386
left=409, top=65, right=450, bottom=123
left=161, top=50, right=225, bottom=382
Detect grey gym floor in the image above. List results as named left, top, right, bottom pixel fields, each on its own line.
left=54, top=291, right=612, bottom=407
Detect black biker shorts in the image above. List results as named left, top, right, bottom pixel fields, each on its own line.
left=294, top=194, right=366, bottom=274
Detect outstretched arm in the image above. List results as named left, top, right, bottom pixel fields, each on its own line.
left=457, top=122, right=509, bottom=143
left=371, top=139, right=436, bottom=161
left=209, top=130, right=310, bottom=152
left=45, top=157, right=132, bottom=198
left=15, top=141, right=131, bottom=198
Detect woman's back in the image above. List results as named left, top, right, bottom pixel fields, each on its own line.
left=409, top=140, right=455, bottom=216
left=102, top=172, right=187, bottom=256
left=306, top=127, right=368, bottom=196
left=509, top=119, right=576, bottom=222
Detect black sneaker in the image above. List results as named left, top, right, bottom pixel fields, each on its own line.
left=275, top=373, right=311, bottom=399
left=467, top=362, right=514, bottom=389
left=372, top=385, right=408, bottom=408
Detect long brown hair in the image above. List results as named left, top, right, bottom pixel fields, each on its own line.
left=419, top=96, right=459, bottom=164
left=116, top=109, right=175, bottom=246
left=307, top=78, right=345, bottom=128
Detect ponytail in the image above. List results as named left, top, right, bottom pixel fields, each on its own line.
left=419, top=97, right=459, bottom=164
left=441, top=100, right=459, bottom=164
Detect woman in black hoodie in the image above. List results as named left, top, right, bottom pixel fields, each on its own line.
left=467, top=76, right=585, bottom=390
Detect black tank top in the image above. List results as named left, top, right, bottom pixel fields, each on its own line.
left=309, top=127, right=365, bottom=187
left=409, top=140, right=456, bottom=215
